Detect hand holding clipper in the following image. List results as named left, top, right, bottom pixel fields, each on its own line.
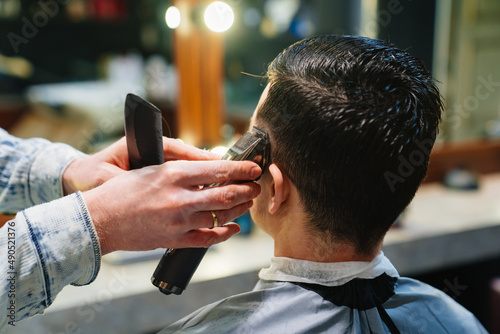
left=124, top=93, right=269, bottom=295
left=151, top=126, right=270, bottom=295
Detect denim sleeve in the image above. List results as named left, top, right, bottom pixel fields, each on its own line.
left=0, top=128, right=85, bottom=212
left=0, top=192, right=101, bottom=329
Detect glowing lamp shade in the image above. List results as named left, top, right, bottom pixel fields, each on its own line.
left=204, top=1, right=234, bottom=32
left=165, top=6, right=181, bottom=29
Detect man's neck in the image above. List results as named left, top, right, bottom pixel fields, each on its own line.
left=259, top=175, right=381, bottom=263
left=272, top=213, right=381, bottom=263
left=274, top=237, right=380, bottom=263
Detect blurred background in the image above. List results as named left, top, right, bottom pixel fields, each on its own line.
left=1, top=0, right=499, bottom=151
left=1, top=0, right=500, bottom=333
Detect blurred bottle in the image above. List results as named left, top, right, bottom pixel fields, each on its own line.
left=89, top=0, right=127, bottom=21
left=145, top=55, right=177, bottom=104
left=443, top=166, right=479, bottom=190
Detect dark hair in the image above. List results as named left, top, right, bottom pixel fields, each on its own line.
left=256, top=35, right=442, bottom=255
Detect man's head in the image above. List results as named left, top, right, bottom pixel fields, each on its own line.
left=250, top=35, right=442, bottom=256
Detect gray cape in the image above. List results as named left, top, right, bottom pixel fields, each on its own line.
left=161, top=254, right=487, bottom=333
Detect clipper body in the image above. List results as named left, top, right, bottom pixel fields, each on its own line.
left=123, top=94, right=270, bottom=295
left=151, top=126, right=270, bottom=295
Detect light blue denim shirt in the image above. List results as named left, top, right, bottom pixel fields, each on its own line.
left=0, top=128, right=101, bottom=329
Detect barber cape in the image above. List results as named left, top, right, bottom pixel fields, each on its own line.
left=161, top=253, right=487, bottom=333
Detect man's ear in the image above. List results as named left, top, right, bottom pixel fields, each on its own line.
left=268, top=163, right=289, bottom=214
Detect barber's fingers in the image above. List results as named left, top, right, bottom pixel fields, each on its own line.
left=177, top=223, right=242, bottom=248
left=191, top=200, right=254, bottom=230
left=169, top=160, right=261, bottom=186
left=188, top=182, right=260, bottom=213
left=162, top=137, right=220, bottom=161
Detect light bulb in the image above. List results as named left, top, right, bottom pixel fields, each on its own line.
left=204, top=1, right=234, bottom=33
left=165, top=6, right=181, bottom=29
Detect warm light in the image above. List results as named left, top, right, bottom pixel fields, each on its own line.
left=211, top=146, right=229, bottom=156
left=165, top=6, right=181, bottom=29
left=204, top=1, right=234, bottom=32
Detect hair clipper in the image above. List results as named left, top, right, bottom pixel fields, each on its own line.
left=124, top=94, right=270, bottom=295
left=124, top=93, right=164, bottom=168
left=151, top=126, right=270, bottom=295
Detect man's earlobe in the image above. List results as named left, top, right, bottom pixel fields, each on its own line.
left=268, top=164, right=288, bottom=214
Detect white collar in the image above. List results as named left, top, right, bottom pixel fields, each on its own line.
left=258, top=252, right=399, bottom=287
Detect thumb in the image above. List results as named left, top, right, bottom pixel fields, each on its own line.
left=98, top=163, right=129, bottom=185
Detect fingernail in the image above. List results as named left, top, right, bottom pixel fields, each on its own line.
left=251, top=166, right=262, bottom=179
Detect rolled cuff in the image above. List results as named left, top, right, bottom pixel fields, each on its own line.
left=28, top=143, right=85, bottom=206
left=21, top=192, right=101, bottom=306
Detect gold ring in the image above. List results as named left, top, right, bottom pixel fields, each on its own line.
left=211, top=210, right=218, bottom=228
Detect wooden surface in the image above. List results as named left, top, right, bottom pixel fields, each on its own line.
left=0, top=214, right=14, bottom=228
left=174, top=0, right=225, bottom=148
left=426, top=139, right=500, bottom=183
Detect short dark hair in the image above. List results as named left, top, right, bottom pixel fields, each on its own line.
left=256, top=35, right=442, bottom=254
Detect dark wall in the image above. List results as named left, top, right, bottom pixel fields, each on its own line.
left=0, top=0, right=166, bottom=83
left=377, top=0, right=436, bottom=72
left=0, top=1, right=436, bottom=85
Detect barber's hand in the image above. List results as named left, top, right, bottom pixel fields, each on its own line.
left=83, top=160, right=261, bottom=255
left=62, top=137, right=220, bottom=195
